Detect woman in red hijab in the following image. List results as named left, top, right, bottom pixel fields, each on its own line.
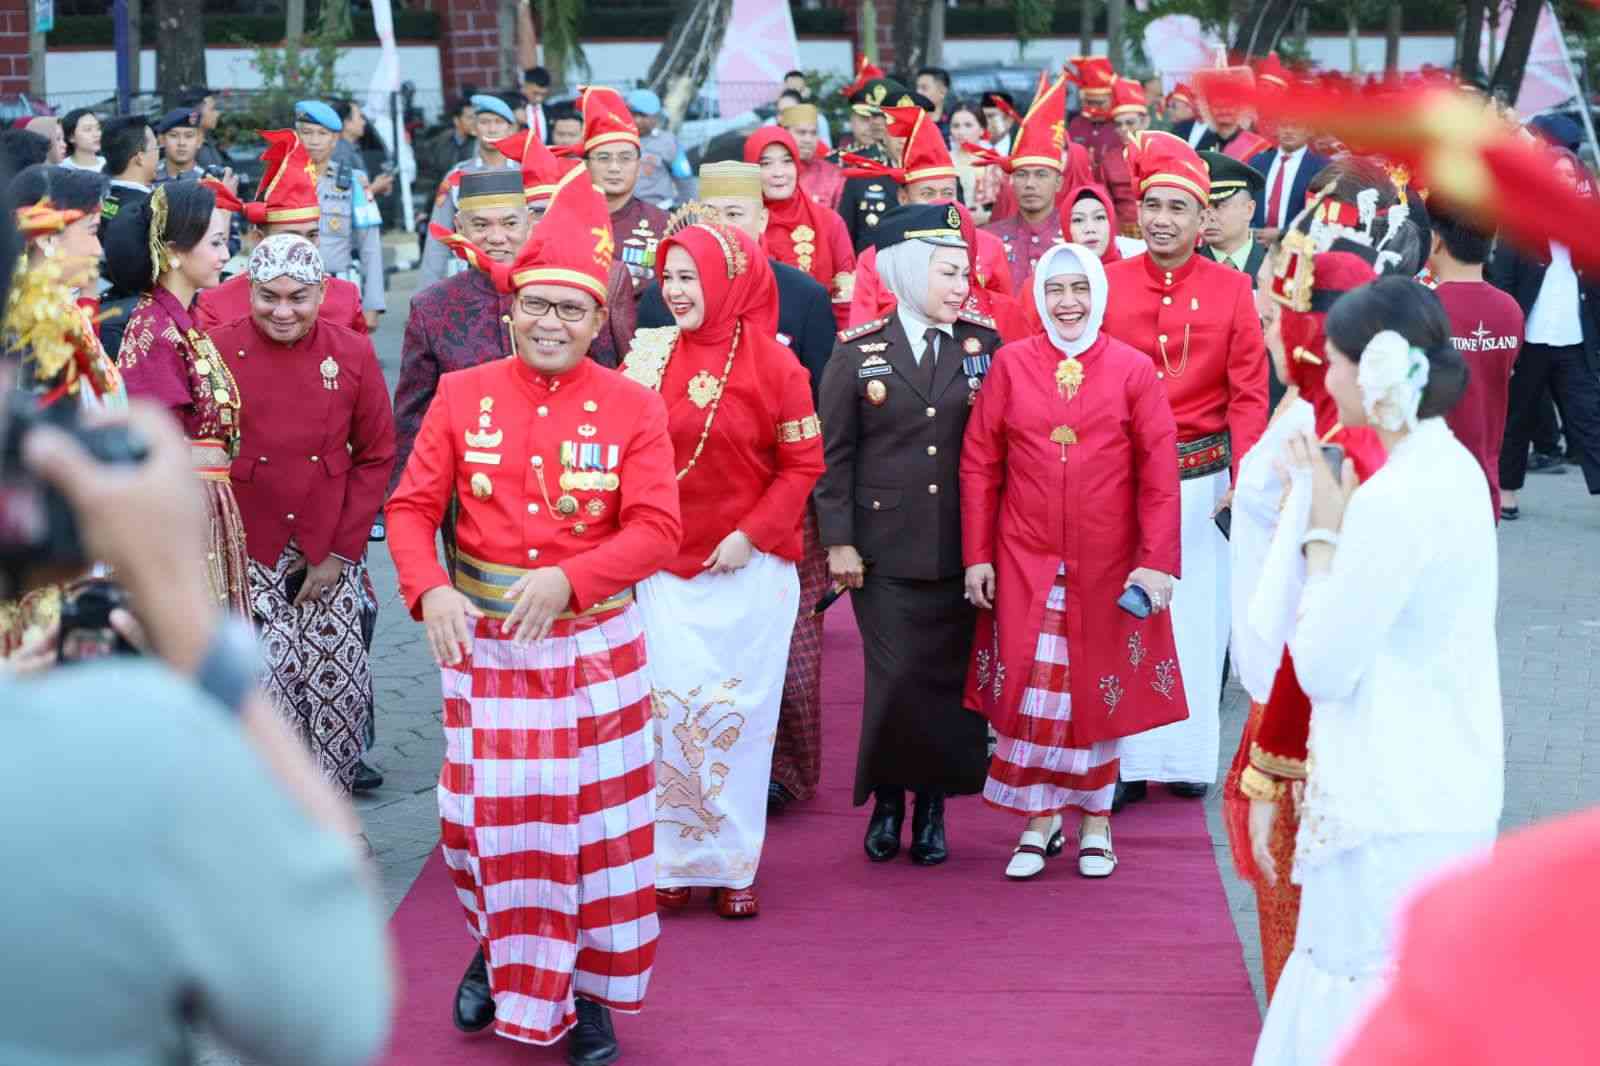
left=623, top=218, right=825, bottom=920
left=744, top=127, right=856, bottom=327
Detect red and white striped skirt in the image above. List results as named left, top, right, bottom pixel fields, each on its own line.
left=983, top=566, right=1122, bottom=817
left=438, top=602, right=657, bottom=1046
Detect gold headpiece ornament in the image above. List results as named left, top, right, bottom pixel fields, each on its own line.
left=664, top=205, right=749, bottom=278
left=148, top=184, right=173, bottom=280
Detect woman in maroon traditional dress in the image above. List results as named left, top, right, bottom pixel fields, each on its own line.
left=105, top=178, right=249, bottom=613
left=961, top=241, right=1186, bottom=880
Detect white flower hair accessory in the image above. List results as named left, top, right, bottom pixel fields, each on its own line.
left=1358, top=329, right=1430, bottom=431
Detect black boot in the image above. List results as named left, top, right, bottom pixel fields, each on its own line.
left=1111, top=779, right=1147, bottom=813
left=863, top=787, right=905, bottom=862
left=908, top=791, right=948, bottom=866
left=1168, top=781, right=1209, bottom=799
left=767, top=780, right=795, bottom=814
left=452, top=948, right=494, bottom=1033
left=567, top=997, right=620, bottom=1066
left=352, top=760, right=384, bottom=793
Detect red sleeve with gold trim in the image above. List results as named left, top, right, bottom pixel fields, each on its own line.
left=738, top=350, right=825, bottom=553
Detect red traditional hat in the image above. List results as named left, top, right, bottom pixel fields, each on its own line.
left=15, top=197, right=83, bottom=240
left=1254, top=53, right=1291, bottom=92
left=1065, top=56, right=1118, bottom=93
left=200, top=176, right=245, bottom=214
left=431, top=165, right=614, bottom=303
left=242, top=129, right=319, bottom=226
left=1110, top=77, right=1148, bottom=120
left=840, top=104, right=957, bottom=187
left=1126, top=130, right=1211, bottom=205
left=1192, top=64, right=1259, bottom=128
left=1165, top=83, right=1197, bottom=112
left=576, top=86, right=640, bottom=153
left=962, top=72, right=1069, bottom=175
left=841, top=54, right=886, bottom=98
left=495, top=129, right=578, bottom=203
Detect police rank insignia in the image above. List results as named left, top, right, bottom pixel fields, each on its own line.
left=859, top=343, right=889, bottom=354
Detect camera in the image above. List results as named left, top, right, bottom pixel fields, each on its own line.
left=57, top=577, right=139, bottom=661
left=0, top=389, right=148, bottom=598
left=202, top=164, right=230, bottom=180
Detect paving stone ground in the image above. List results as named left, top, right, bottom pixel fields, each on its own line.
left=203, top=272, right=1600, bottom=1059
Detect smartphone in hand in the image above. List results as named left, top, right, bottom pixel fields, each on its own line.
left=1116, top=584, right=1152, bottom=619
left=1320, top=444, right=1346, bottom=479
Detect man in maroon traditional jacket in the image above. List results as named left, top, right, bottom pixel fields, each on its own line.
left=577, top=86, right=669, bottom=293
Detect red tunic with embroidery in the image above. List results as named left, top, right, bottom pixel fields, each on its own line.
left=798, top=155, right=847, bottom=212
left=1102, top=251, right=1270, bottom=478
left=195, top=273, right=367, bottom=334
left=960, top=331, right=1187, bottom=744
left=386, top=354, right=683, bottom=618
left=982, top=209, right=1063, bottom=292
left=116, top=287, right=237, bottom=447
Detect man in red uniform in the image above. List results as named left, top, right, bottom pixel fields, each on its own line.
left=845, top=104, right=1012, bottom=325
left=194, top=129, right=366, bottom=333
left=1428, top=201, right=1522, bottom=521
left=213, top=234, right=395, bottom=791
left=1065, top=56, right=1125, bottom=187
left=1102, top=131, right=1269, bottom=803
left=386, top=165, right=681, bottom=1065
left=1104, top=77, right=1148, bottom=235
left=979, top=72, right=1071, bottom=291
left=576, top=86, right=670, bottom=293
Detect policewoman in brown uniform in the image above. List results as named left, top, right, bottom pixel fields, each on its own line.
left=814, top=204, right=999, bottom=867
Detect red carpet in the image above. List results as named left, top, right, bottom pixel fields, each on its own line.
left=378, top=606, right=1261, bottom=1065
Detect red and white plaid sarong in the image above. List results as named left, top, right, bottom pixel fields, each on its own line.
left=983, top=567, right=1121, bottom=817
left=438, top=603, right=657, bottom=1046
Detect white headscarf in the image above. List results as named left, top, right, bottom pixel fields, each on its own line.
left=1034, top=242, right=1108, bottom=357
left=877, top=237, right=966, bottom=331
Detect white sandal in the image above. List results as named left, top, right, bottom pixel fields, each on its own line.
left=1078, top=825, right=1118, bottom=878
left=1004, top=814, right=1065, bottom=880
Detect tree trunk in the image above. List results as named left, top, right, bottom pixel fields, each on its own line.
left=1458, top=0, right=1485, bottom=85
left=1486, top=0, right=1501, bottom=75
left=498, top=0, right=519, bottom=89
left=1489, top=0, right=1545, bottom=104
left=893, top=0, right=931, bottom=77
left=1106, top=0, right=1125, bottom=70
left=285, top=0, right=304, bottom=87
left=128, top=0, right=142, bottom=96
left=646, top=0, right=734, bottom=130
left=28, top=8, right=43, bottom=97
left=1231, top=0, right=1303, bottom=58
left=926, top=0, right=944, bottom=67
left=1384, top=2, right=1401, bottom=72
left=154, top=0, right=205, bottom=108
left=1080, top=0, right=1094, bottom=57
left=1347, top=6, right=1360, bottom=72
left=1294, top=3, right=1309, bottom=53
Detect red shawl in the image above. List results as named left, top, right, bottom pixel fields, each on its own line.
left=744, top=127, right=841, bottom=291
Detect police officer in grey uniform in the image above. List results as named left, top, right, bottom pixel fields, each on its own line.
left=416, top=93, right=520, bottom=289
left=295, top=99, right=386, bottom=328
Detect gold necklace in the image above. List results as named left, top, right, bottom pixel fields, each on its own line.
left=186, top=327, right=243, bottom=453
left=676, top=321, right=741, bottom=480
left=1157, top=323, right=1191, bottom=379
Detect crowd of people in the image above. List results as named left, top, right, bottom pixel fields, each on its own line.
left=1, top=44, right=1595, bottom=1066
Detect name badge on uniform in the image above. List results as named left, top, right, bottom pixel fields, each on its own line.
left=858, top=364, right=892, bottom=379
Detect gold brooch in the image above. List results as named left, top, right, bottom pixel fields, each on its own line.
left=320, top=356, right=339, bottom=390
left=1050, top=426, right=1078, bottom=445
left=1055, top=357, right=1084, bottom=400
left=687, top=370, right=722, bottom=409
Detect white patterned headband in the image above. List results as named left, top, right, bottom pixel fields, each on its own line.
left=247, top=233, right=325, bottom=285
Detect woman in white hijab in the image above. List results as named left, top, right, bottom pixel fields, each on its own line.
left=813, top=204, right=1004, bottom=867
left=960, top=242, right=1186, bottom=880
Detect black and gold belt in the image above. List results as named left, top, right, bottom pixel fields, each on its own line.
left=1178, top=431, right=1230, bottom=481
left=454, top=551, right=633, bottom=621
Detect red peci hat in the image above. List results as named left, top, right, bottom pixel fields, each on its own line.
left=430, top=166, right=615, bottom=304
left=576, top=86, right=640, bottom=154
left=1126, top=130, right=1211, bottom=205
left=495, top=129, right=579, bottom=204
left=840, top=104, right=958, bottom=187
left=1110, top=77, right=1148, bottom=120
left=1066, top=56, right=1117, bottom=93
left=243, top=129, right=319, bottom=227
left=1165, top=83, right=1197, bottom=111
left=1254, top=53, right=1291, bottom=93
left=841, top=54, right=886, bottom=99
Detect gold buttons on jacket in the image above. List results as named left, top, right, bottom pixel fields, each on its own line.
left=927, top=445, right=938, bottom=456
left=1162, top=296, right=1172, bottom=305
left=286, top=513, right=296, bottom=521
left=872, top=500, right=882, bottom=510
left=928, top=484, right=939, bottom=495
left=259, top=456, right=269, bottom=464
left=925, top=406, right=936, bottom=417
left=528, top=549, right=539, bottom=560
left=528, top=503, right=540, bottom=514
left=537, top=405, right=549, bottom=416
left=310, top=455, right=319, bottom=463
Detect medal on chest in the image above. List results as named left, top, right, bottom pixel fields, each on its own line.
left=320, top=356, right=340, bottom=390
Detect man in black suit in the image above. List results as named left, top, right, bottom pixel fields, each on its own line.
left=1249, top=122, right=1329, bottom=245
left=635, top=161, right=836, bottom=397
left=520, top=67, right=552, bottom=144
left=1200, top=152, right=1280, bottom=407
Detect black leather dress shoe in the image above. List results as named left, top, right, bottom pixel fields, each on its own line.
left=352, top=760, right=384, bottom=793
left=567, top=997, right=620, bottom=1066
left=767, top=780, right=795, bottom=814
left=908, top=791, right=948, bottom=865
left=1111, top=779, right=1147, bottom=813
left=1168, top=781, right=1209, bottom=799
left=453, top=948, right=494, bottom=1033
left=863, top=788, right=905, bottom=862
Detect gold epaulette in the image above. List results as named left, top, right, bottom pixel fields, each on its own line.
left=837, top=315, right=891, bottom=343
left=957, top=308, right=996, bottom=330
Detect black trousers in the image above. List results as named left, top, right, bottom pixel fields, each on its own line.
left=1531, top=389, right=1562, bottom=454
left=1500, top=342, right=1600, bottom=494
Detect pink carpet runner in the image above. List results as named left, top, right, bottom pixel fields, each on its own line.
left=377, top=605, right=1260, bottom=1065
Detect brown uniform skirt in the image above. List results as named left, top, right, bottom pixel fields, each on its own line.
left=849, top=574, right=988, bottom=806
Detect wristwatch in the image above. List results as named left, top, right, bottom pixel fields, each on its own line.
left=193, top=617, right=261, bottom=717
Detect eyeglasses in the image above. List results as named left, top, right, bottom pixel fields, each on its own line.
left=590, top=151, right=639, bottom=167
left=520, top=297, right=595, bottom=322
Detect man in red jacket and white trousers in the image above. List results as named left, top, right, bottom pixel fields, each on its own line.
left=1102, top=131, right=1269, bottom=804
left=386, top=165, right=682, bottom=1065
left=213, top=234, right=395, bottom=791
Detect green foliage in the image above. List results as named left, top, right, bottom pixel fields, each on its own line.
left=1014, top=0, right=1057, bottom=46
left=544, top=0, right=590, bottom=78
left=241, top=2, right=350, bottom=133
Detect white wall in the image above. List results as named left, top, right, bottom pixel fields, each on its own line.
left=935, top=33, right=1457, bottom=75
left=45, top=43, right=443, bottom=110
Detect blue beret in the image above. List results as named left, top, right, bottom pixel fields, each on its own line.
left=625, top=89, right=662, bottom=116
left=470, top=94, right=517, bottom=126
left=154, top=108, right=200, bottom=135
left=294, top=100, right=342, bottom=133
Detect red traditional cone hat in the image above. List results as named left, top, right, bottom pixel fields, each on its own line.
left=495, top=129, right=578, bottom=204
left=841, top=54, right=886, bottom=98
left=576, top=86, right=640, bottom=153
left=431, top=166, right=614, bottom=302
left=1065, top=56, right=1118, bottom=93
left=1110, top=77, right=1148, bottom=120
left=1192, top=63, right=1259, bottom=128
left=1126, top=130, right=1211, bottom=205
left=839, top=103, right=957, bottom=186
left=1254, top=53, right=1291, bottom=92
left=242, top=129, right=319, bottom=226
left=959, top=72, right=1069, bottom=174
left=1165, top=83, right=1197, bottom=112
